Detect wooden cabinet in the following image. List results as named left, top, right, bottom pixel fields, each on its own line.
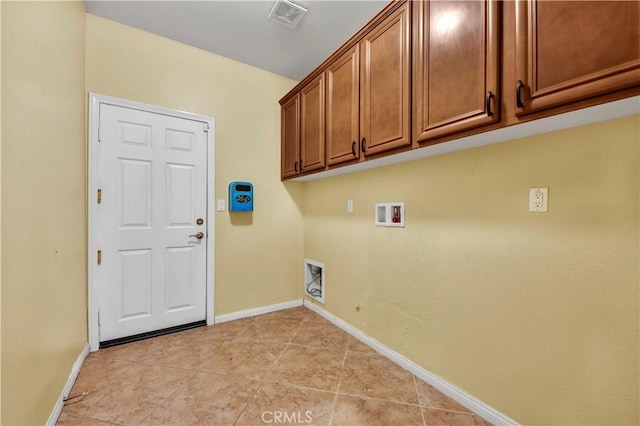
left=514, top=0, right=640, bottom=115
left=325, top=2, right=411, bottom=165
left=413, top=0, right=499, bottom=144
left=280, top=0, right=640, bottom=181
left=300, top=74, right=326, bottom=173
left=280, top=75, right=325, bottom=179
left=326, top=46, right=360, bottom=166
left=280, top=95, right=299, bottom=179
left=360, top=2, right=411, bottom=156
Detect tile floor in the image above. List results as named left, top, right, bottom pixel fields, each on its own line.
left=58, top=307, right=492, bottom=425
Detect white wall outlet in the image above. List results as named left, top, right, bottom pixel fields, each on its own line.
left=347, top=200, right=353, bottom=213
left=217, top=199, right=226, bottom=211
left=529, top=188, right=548, bottom=212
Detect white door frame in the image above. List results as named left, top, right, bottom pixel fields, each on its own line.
left=87, top=93, right=215, bottom=352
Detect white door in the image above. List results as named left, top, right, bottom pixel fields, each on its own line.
left=97, top=103, right=208, bottom=342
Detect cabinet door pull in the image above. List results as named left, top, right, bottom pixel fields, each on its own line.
left=361, top=138, right=366, bottom=153
left=516, top=80, right=525, bottom=108
left=294, top=161, right=298, bottom=172
left=351, top=141, right=356, bottom=156
left=486, top=91, right=494, bottom=117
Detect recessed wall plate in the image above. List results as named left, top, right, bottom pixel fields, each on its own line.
left=304, top=259, right=325, bottom=304
left=375, top=202, right=405, bottom=227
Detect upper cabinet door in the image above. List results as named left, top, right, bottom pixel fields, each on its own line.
left=413, top=0, right=499, bottom=144
left=515, top=0, right=640, bottom=115
left=360, top=2, right=411, bottom=156
left=300, top=74, right=326, bottom=173
left=281, top=95, right=300, bottom=179
left=326, top=45, right=360, bottom=166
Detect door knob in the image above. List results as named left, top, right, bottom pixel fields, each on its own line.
left=189, top=232, right=204, bottom=240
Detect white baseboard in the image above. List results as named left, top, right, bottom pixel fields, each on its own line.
left=214, top=299, right=303, bottom=324
left=303, top=300, right=519, bottom=426
left=47, top=343, right=90, bottom=426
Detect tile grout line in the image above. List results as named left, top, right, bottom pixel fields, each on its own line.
left=287, top=315, right=309, bottom=344
left=96, top=353, right=220, bottom=375
left=135, top=363, right=200, bottom=424
left=414, top=374, right=428, bottom=426
left=271, top=315, right=309, bottom=367
left=248, top=380, right=338, bottom=395
left=327, top=346, right=349, bottom=426
left=58, top=410, right=119, bottom=425
left=230, top=311, right=310, bottom=424
left=234, top=319, right=254, bottom=340
left=334, top=389, right=423, bottom=408
left=232, top=381, right=265, bottom=426
left=255, top=315, right=308, bottom=389
left=136, top=387, right=181, bottom=425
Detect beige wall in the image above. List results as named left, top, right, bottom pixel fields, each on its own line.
left=85, top=14, right=304, bottom=316
left=1, top=1, right=87, bottom=424
left=304, top=116, right=640, bottom=425
left=0, top=2, right=3, bottom=420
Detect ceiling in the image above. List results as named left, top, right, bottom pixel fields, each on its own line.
left=84, top=0, right=389, bottom=80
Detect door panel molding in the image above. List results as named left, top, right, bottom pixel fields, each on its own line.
left=88, top=93, right=215, bottom=351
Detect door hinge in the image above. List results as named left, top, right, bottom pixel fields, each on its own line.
left=98, top=125, right=101, bottom=142
left=98, top=311, right=101, bottom=326
left=97, top=189, right=102, bottom=204
left=203, top=122, right=209, bottom=132
left=97, top=250, right=102, bottom=265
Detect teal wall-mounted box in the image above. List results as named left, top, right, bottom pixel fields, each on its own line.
left=229, top=181, right=253, bottom=212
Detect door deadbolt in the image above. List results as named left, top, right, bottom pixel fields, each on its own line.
left=196, top=218, right=204, bottom=225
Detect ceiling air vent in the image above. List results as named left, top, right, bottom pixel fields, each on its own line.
left=268, top=0, right=307, bottom=29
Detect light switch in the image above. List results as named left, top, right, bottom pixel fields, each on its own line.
left=347, top=200, right=353, bottom=213
left=217, top=199, right=226, bottom=211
